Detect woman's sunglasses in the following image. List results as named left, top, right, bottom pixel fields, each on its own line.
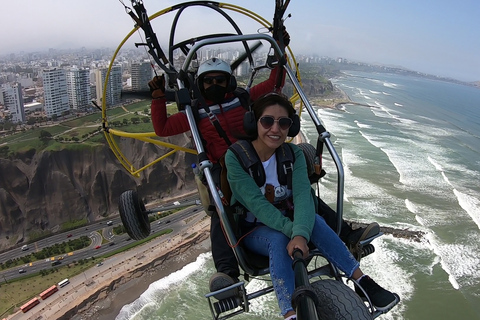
left=203, top=75, right=227, bottom=85
left=259, top=116, right=293, bottom=130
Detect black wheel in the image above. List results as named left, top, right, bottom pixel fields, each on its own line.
left=118, top=190, right=150, bottom=240
left=311, top=279, right=372, bottom=320
left=297, top=143, right=316, bottom=177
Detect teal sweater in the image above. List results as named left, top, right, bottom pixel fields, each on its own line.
left=225, top=143, right=316, bottom=242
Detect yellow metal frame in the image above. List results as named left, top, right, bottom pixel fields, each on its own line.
left=101, top=2, right=303, bottom=177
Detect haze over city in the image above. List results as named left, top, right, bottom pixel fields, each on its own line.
left=1, top=0, right=479, bottom=83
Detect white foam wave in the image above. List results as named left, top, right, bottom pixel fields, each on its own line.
left=405, top=199, right=418, bottom=214
left=427, top=156, right=480, bottom=229
left=424, top=232, right=480, bottom=290
left=453, top=189, right=480, bottom=230
left=354, top=120, right=372, bottom=129
left=427, top=156, right=443, bottom=172
left=355, top=236, right=415, bottom=319
left=415, top=214, right=426, bottom=226
left=116, top=253, right=211, bottom=320
left=383, top=82, right=398, bottom=88
left=394, top=103, right=403, bottom=107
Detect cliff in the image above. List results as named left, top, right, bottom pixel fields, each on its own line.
left=0, top=133, right=197, bottom=251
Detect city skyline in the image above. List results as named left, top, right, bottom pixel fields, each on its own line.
left=1, top=1, right=479, bottom=83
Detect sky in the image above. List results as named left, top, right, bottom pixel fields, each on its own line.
left=1, top=0, right=479, bottom=82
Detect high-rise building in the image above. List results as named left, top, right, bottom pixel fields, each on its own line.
left=131, top=61, right=152, bottom=92
left=1, top=82, right=25, bottom=123
left=43, top=68, right=69, bottom=118
left=66, top=68, right=91, bottom=109
left=95, top=65, right=122, bottom=107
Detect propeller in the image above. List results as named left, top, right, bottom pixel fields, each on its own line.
left=230, top=41, right=263, bottom=71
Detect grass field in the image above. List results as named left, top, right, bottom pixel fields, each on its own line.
left=0, top=99, right=171, bottom=156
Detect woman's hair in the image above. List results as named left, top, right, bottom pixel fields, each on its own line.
left=237, top=92, right=297, bottom=140
left=251, top=92, right=295, bottom=120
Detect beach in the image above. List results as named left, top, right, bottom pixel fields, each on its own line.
left=11, top=211, right=211, bottom=320
left=77, top=235, right=212, bottom=320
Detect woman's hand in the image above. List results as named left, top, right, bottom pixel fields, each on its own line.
left=287, top=236, right=309, bottom=259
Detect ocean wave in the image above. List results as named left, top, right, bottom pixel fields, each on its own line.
left=453, top=189, right=480, bottom=230
left=354, top=120, right=372, bottom=129
left=116, top=253, right=212, bottom=320
left=383, top=82, right=398, bottom=88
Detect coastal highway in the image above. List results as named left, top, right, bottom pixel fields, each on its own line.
left=0, top=194, right=202, bottom=283
left=7, top=206, right=210, bottom=320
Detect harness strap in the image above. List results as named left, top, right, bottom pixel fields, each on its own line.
left=229, top=140, right=295, bottom=188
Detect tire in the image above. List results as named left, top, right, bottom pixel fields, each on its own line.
left=297, top=143, right=317, bottom=177
left=311, top=279, right=372, bottom=320
left=118, top=190, right=150, bottom=240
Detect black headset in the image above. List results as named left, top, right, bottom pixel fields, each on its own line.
left=243, top=97, right=300, bottom=137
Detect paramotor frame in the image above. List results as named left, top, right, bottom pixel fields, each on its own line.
left=101, top=1, right=303, bottom=178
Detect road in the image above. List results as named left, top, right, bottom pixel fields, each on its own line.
left=0, top=194, right=201, bottom=283
left=8, top=205, right=209, bottom=320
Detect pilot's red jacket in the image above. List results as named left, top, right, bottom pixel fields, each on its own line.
left=151, top=67, right=285, bottom=163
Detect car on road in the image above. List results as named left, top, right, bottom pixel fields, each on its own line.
left=107, top=220, right=113, bottom=226
left=95, top=245, right=101, bottom=249
left=109, top=242, right=115, bottom=246
left=52, top=261, right=61, bottom=266
left=18, top=269, right=26, bottom=274
left=96, top=262, right=103, bottom=267
left=67, top=234, right=73, bottom=238
left=21, top=245, right=28, bottom=251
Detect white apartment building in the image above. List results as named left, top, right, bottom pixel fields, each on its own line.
left=1, top=83, right=26, bottom=123
left=95, top=65, right=122, bottom=107
left=43, top=68, right=69, bottom=118
left=131, top=61, right=152, bottom=92
left=66, top=68, right=91, bottom=109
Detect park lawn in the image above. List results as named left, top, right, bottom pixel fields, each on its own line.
left=56, top=127, right=100, bottom=140
left=123, top=100, right=151, bottom=113
left=1, top=125, right=70, bottom=144
left=1, top=99, right=180, bottom=158
left=61, top=113, right=102, bottom=128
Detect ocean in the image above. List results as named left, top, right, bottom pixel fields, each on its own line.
left=115, top=71, right=480, bottom=320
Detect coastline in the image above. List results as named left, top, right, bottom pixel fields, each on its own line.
left=309, top=83, right=377, bottom=110
left=74, top=235, right=211, bottom=320
left=11, top=84, right=424, bottom=320
left=11, top=212, right=211, bottom=320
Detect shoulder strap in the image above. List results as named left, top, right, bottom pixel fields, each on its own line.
left=229, top=140, right=264, bottom=186
left=189, top=75, right=233, bottom=146
left=232, top=87, right=251, bottom=110
left=276, top=143, right=295, bottom=188
left=229, top=140, right=295, bottom=188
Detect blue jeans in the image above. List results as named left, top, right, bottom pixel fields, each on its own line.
left=242, top=215, right=360, bottom=316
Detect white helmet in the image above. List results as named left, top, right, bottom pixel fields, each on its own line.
left=197, top=58, right=232, bottom=80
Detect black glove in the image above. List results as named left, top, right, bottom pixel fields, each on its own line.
left=273, top=26, right=290, bottom=47
left=282, top=26, right=290, bottom=46
left=148, top=75, right=165, bottom=99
